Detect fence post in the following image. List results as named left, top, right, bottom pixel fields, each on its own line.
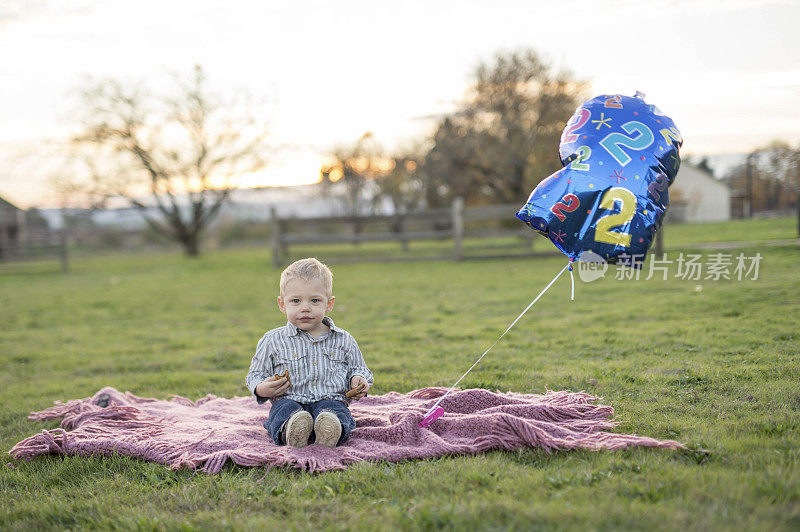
left=59, top=226, right=69, bottom=273
left=452, top=196, right=464, bottom=261
left=0, top=225, right=6, bottom=262
left=523, top=230, right=534, bottom=249
left=16, top=209, right=28, bottom=257
left=655, top=224, right=664, bottom=256
left=398, top=215, right=409, bottom=252
left=271, top=207, right=283, bottom=268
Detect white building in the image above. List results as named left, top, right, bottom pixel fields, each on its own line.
left=668, top=164, right=731, bottom=223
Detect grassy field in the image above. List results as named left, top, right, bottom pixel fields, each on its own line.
left=273, top=215, right=799, bottom=265
left=1, top=217, right=799, bottom=530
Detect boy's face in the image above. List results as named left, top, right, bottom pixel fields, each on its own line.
left=277, top=278, right=335, bottom=335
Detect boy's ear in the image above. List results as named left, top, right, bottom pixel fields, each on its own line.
left=326, top=295, right=335, bottom=312
left=277, top=296, right=286, bottom=314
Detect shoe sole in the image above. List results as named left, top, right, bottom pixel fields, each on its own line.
left=314, top=412, right=342, bottom=447
left=285, top=411, right=313, bottom=447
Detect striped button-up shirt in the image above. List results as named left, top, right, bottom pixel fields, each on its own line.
left=245, top=316, right=373, bottom=405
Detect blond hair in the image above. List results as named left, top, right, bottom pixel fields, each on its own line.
left=280, top=258, right=333, bottom=297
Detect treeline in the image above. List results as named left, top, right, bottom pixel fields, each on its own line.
left=54, top=49, right=799, bottom=257
left=320, top=49, right=587, bottom=214
left=58, top=50, right=587, bottom=256
left=721, top=143, right=800, bottom=219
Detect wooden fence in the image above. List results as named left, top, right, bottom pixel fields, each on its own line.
left=270, top=198, right=555, bottom=267
left=0, top=232, right=69, bottom=272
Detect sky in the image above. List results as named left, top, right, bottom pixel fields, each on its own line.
left=1, top=0, right=799, bottom=208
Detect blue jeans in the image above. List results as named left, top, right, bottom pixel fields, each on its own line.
left=265, top=398, right=355, bottom=446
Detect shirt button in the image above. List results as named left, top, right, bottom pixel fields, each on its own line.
left=294, top=353, right=298, bottom=358
left=313, top=362, right=317, bottom=366
left=313, top=381, right=317, bottom=386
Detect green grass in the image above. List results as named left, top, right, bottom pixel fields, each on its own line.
left=279, top=215, right=799, bottom=265
left=1, top=217, right=799, bottom=530
left=663, top=216, right=798, bottom=247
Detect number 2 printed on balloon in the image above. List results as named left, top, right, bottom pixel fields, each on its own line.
left=516, top=93, right=682, bottom=264
left=660, top=127, right=682, bottom=146
left=569, top=146, right=591, bottom=171
left=550, top=193, right=580, bottom=221
left=562, top=108, right=591, bottom=143
left=594, top=187, right=637, bottom=247
left=604, top=95, right=623, bottom=109
left=647, top=173, right=669, bottom=203
left=600, top=121, right=654, bottom=166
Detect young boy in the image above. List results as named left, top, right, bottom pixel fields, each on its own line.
left=245, top=258, right=372, bottom=448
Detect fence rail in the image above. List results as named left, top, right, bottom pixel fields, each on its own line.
left=270, top=198, right=549, bottom=267
left=0, top=233, right=69, bottom=271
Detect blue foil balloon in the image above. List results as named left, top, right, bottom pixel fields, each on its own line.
left=516, top=93, right=682, bottom=266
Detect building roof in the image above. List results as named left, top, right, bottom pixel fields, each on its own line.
left=0, top=195, right=23, bottom=225
left=0, top=195, right=22, bottom=212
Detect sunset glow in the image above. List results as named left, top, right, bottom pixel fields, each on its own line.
left=0, top=0, right=798, bottom=208
left=235, top=152, right=326, bottom=189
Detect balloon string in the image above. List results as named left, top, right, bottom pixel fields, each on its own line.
left=422, top=263, right=571, bottom=418
left=569, top=260, right=575, bottom=301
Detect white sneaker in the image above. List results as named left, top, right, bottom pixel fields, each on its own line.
left=314, top=411, right=342, bottom=447
left=284, top=410, right=313, bottom=447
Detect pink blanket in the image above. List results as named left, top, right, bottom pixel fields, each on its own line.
left=10, top=386, right=683, bottom=473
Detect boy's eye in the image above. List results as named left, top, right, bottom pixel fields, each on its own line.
left=311, top=298, right=321, bottom=303
left=290, top=299, right=300, bottom=303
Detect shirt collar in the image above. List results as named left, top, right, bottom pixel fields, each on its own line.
left=283, top=316, right=342, bottom=337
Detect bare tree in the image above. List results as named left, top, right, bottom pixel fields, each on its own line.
left=374, top=150, right=426, bottom=216
left=761, top=142, right=800, bottom=235
left=422, top=49, right=587, bottom=205
left=371, top=146, right=427, bottom=250
left=320, top=132, right=385, bottom=220
left=68, top=65, right=271, bottom=256
left=727, top=141, right=800, bottom=228
left=320, top=134, right=427, bottom=246
left=321, top=134, right=426, bottom=213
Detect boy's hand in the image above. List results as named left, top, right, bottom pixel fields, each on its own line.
left=349, top=375, right=370, bottom=401
left=256, top=375, right=290, bottom=398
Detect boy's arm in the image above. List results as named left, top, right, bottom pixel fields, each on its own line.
left=346, top=337, right=373, bottom=387
left=245, top=335, right=275, bottom=404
